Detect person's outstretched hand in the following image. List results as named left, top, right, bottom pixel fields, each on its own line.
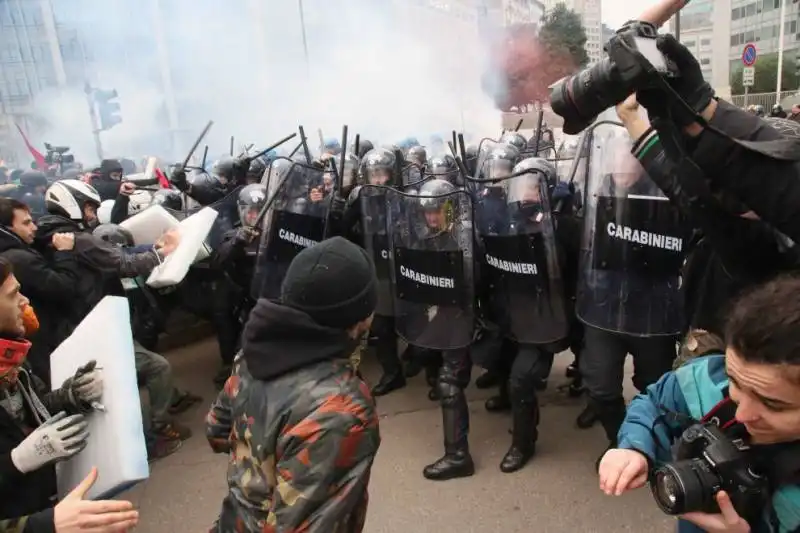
left=54, top=467, right=139, bottom=532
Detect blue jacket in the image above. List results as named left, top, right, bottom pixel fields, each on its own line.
left=618, top=354, right=800, bottom=533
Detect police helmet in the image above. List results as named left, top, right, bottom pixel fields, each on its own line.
left=483, top=144, right=521, bottom=181
left=361, top=148, right=396, bottom=186
left=407, top=145, right=427, bottom=167
left=499, top=132, right=528, bottom=152
left=247, top=157, right=267, bottom=183
left=237, top=183, right=267, bottom=227
left=418, top=178, right=456, bottom=211
left=211, top=157, right=236, bottom=182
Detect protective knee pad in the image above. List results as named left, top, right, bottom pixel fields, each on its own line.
left=436, top=381, right=463, bottom=408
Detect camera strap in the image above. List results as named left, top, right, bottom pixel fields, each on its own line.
left=700, top=387, right=741, bottom=432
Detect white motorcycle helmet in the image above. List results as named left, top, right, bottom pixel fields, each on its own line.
left=97, top=199, right=115, bottom=224
left=45, top=179, right=102, bottom=221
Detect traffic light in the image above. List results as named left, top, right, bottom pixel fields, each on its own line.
left=94, top=89, right=122, bottom=131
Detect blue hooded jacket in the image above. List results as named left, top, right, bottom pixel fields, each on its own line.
left=618, top=354, right=800, bottom=533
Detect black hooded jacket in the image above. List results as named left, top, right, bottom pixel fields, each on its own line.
left=0, top=228, right=79, bottom=382
left=33, top=215, right=162, bottom=324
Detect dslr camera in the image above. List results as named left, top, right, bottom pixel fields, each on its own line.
left=550, top=21, right=676, bottom=135
left=650, top=423, right=766, bottom=521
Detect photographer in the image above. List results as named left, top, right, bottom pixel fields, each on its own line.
left=615, top=95, right=796, bottom=342
left=598, top=275, right=800, bottom=532
left=636, top=36, right=800, bottom=244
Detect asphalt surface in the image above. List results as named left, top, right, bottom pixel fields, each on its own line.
left=124, top=337, right=676, bottom=533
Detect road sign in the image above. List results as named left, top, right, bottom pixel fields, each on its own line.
left=742, top=66, right=755, bottom=87
left=742, top=44, right=757, bottom=66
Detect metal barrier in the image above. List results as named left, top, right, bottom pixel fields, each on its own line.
left=729, top=91, right=796, bottom=109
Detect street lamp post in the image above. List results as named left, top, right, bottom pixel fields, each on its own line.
left=775, top=0, right=789, bottom=104
left=298, top=0, right=310, bottom=75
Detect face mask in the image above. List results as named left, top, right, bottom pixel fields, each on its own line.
left=21, top=305, right=38, bottom=336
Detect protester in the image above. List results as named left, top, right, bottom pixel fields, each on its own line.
left=206, top=236, right=381, bottom=532
left=0, top=198, right=79, bottom=382
left=0, top=468, right=139, bottom=532
left=598, top=274, right=800, bottom=532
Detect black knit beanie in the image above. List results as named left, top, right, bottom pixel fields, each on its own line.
left=280, top=236, right=378, bottom=329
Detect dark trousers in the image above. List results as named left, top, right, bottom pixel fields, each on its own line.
left=581, top=325, right=676, bottom=441
left=372, top=315, right=400, bottom=376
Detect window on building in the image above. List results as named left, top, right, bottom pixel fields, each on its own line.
left=732, top=7, right=741, bottom=19
left=701, top=38, right=711, bottom=46
left=745, top=30, right=755, bottom=42
left=684, top=40, right=696, bottom=48
left=746, top=3, right=757, bottom=16
left=700, top=58, right=711, bottom=65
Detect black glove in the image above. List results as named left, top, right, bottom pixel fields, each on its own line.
left=330, top=193, right=346, bottom=215
left=233, top=226, right=259, bottom=247
left=232, top=157, right=250, bottom=185
left=639, top=34, right=715, bottom=128
left=170, top=165, right=188, bottom=191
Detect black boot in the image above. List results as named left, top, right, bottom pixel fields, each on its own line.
left=371, top=331, right=406, bottom=397
left=485, top=381, right=511, bottom=412
left=565, top=361, right=578, bottom=379
left=475, top=369, right=499, bottom=389
left=576, top=403, right=598, bottom=429
left=500, top=398, right=538, bottom=473
left=423, top=386, right=474, bottom=481
left=371, top=372, right=406, bottom=397
left=424, top=362, right=439, bottom=389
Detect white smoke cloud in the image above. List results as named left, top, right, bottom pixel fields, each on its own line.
left=30, top=0, right=501, bottom=166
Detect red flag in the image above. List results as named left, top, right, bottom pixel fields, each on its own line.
left=14, top=124, right=47, bottom=170
left=153, top=167, right=171, bottom=189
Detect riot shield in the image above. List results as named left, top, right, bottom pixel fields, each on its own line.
left=251, top=163, right=329, bottom=300
left=576, top=117, right=685, bottom=336
left=476, top=168, right=568, bottom=344
left=204, top=186, right=241, bottom=250
left=359, top=185, right=394, bottom=316
left=388, top=187, right=474, bottom=350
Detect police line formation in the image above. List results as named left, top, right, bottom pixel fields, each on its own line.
left=1, top=22, right=800, bottom=533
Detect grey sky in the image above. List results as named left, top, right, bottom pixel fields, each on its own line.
left=601, top=0, right=662, bottom=29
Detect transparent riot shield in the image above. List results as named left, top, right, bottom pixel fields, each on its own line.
left=251, top=162, right=329, bottom=300
left=359, top=185, right=394, bottom=316
left=387, top=187, right=474, bottom=350
left=205, top=186, right=242, bottom=250
left=576, top=116, right=685, bottom=336
left=476, top=167, right=568, bottom=344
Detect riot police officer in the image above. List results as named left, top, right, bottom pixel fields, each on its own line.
left=576, top=121, right=683, bottom=464
left=390, top=178, right=476, bottom=480
left=344, top=148, right=406, bottom=396
left=209, top=183, right=267, bottom=386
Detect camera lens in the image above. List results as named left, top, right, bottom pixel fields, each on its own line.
left=651, top=460, right=720, bottom=515
left=550, top=58, right=620, bottom=135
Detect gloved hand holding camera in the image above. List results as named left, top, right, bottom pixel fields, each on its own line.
left=550, top=20, right=717, bottom=135
left=638, top=34, right=716, bottom=129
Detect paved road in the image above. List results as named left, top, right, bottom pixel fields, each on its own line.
left=124, top=338, right=676, bottom=533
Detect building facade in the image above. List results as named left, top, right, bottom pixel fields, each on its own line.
left=0, top=0, right=84, bottom=166
left=542, top=0, right=603, bottom=63
left=728, top=0, right=800, bottom=90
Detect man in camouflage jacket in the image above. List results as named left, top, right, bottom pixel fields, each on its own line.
left=206, top=236, right=381, bottom=533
